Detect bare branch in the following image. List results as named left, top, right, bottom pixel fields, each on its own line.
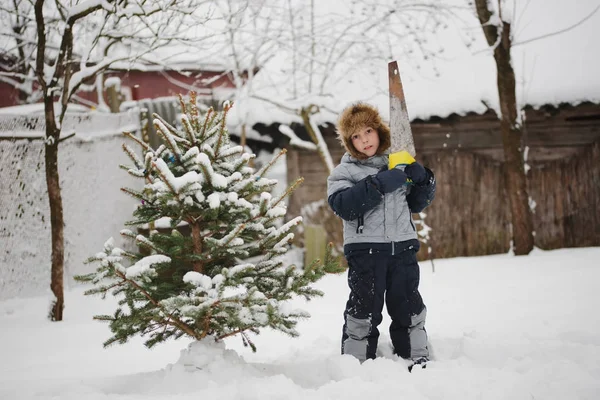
left=0, top=31, right=63, bottom=52
left=252, top=94, right=298, bottom=115
left=513, top=4, right=600, bottom=47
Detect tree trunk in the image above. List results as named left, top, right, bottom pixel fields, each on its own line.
left=496, top=52, right=534, bottom=255
left=475, top=0, right=534, bottom=255
left=44, top=100, right=65, bottom=320
left=190, top=221, right=204, bottom=273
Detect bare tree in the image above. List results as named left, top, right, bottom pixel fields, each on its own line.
left=473, top=0, right=534, bottom=255
left=0, top=0, right=209, bottom=320
left=209, top=0, right=458, bottom=174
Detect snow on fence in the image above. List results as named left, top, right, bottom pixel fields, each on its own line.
left=127, top=96, right=221, bottom=149
left=0, top=111, right=142, bottom=300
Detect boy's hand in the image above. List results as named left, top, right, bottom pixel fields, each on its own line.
left=372, top=168, right=407, bottom=193
left=404, top=162, right=427, bottom=184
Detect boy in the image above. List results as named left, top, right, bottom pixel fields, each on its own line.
left=327, top=103, right=436, bottom=369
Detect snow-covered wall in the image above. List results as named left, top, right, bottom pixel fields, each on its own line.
left=0, top=112, right=142, bottom=300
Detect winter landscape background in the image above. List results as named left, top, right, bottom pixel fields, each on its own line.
left=1, top=0, right=599, bottom=399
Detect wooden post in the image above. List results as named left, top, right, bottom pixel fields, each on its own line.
left=304, top=224, right=327, bottom=266
left=106, top=79, right=122, bottom=113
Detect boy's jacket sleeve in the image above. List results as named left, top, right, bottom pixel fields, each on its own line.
left=407, top=167, right=436, bottom=213
left=327, top=165, right=383, bottom=221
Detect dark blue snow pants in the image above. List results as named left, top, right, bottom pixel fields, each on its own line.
left=341, top=248, right=428, bottom=362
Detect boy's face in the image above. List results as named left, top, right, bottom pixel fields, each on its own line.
left=351, top=126, right=380, bottom=158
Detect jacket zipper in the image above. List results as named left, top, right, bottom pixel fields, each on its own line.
left=383, top=193, right=387, bottom=241
left=356, top=215, right=364, bottom=234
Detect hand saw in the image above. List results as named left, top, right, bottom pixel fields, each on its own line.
left=388, top=61, right=416, bottom=169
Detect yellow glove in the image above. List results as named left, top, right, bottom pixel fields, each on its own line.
left=389, top=150, right=416, bottom=170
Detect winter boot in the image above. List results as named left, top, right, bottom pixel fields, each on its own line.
left=408, top=357, right=429, bottom=372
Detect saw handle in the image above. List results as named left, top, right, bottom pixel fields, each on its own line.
left=389, top=150, right=416, bottom=169
left=389, top=150, right=416, bottom=185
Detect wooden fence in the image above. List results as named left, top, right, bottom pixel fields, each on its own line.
left=529, top=141, right=600, bottom=249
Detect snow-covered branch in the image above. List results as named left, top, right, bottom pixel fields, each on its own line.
left=66, top=0, right=105, bottom=21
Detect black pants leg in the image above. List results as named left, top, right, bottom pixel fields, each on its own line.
left=385, top=251, right=427, bottom=359
left=341, top=252, right=387, bottom=361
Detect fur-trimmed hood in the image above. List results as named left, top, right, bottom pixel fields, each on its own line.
left=336, top=103, right=391, bottom=160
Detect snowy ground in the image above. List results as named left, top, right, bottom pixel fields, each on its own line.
left=1, top=247, right=599, bottom=400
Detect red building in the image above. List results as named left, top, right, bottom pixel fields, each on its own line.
left=0, top=62, right=237, bottom=109
left=91, top=68, right=236, bottom=106
left=0, top=81, right=20, bottom=108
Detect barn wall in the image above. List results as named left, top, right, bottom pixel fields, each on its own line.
left=411, top=103, right=600, bottom=163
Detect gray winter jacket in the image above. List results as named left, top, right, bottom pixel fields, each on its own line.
left=327, top=153, right=435, bottom=250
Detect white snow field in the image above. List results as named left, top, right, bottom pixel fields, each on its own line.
left=1, top=246, right=599, bottom=400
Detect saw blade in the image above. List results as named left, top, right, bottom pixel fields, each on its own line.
left=388, top=61, right=416, bottom=156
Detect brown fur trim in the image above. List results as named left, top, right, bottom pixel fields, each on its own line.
left=336, top=103, right=391, bottom=160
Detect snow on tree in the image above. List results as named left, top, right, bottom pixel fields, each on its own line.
left=75, top=93, right=342, bottom=349
left=0, top=0, right=213, bottom=321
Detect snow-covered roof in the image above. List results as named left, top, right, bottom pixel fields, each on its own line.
left=0, top=103, right=92, bottom=116
left=229, top=0, right=600, bottom=128
left=109, top=59, right=228, bottom=73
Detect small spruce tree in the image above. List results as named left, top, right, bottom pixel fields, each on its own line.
left=76, top=92, right=341, bottom=350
